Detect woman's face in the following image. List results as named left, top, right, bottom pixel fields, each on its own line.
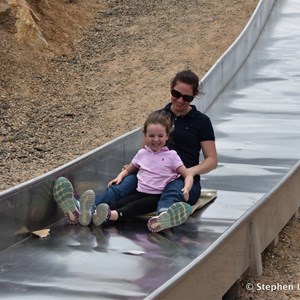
left=170, top=81, right=194, bottom=115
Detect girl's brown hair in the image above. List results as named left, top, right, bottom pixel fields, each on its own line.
left=143, top=110, right=172, bottom=135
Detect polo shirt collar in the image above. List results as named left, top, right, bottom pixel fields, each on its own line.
left=144, top=145, right=169, bottom=153
left=164, top=102, right=197, bottom=117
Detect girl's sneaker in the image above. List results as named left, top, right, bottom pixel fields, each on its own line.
left=92, top=203, right=111, bottom=226
left=147, top=202, right=191, bottom=233
left=53, top=177, right=79, bottom=225
left=79, top=190, right=95, bottom=226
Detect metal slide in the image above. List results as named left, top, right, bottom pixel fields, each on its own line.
left=0, top=0, right=300, bottom=299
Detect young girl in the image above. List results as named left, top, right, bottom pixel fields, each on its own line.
left=91, top=110, right=194, bottom=226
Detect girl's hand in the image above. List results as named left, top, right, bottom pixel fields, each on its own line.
left=181, top=188, right=190, bottom=201
left=108, top=175, right=123, bottom=187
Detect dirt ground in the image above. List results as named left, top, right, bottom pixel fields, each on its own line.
left=0, top=0, right=299, bottom=299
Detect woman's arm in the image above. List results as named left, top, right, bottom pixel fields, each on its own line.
left=188, top=140, right=218, bottom=177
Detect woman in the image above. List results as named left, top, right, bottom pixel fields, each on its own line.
left=53, top=69, right=218, bottom=232
left=147, top=69, right=217, bottom=232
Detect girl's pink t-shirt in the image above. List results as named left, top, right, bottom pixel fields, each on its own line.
left=131, top=146, right=184, bottom=194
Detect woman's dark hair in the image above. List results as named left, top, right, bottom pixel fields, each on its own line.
left=143, top=110, right=172, bottom=135
left=170, top=69, right=200, bottom=96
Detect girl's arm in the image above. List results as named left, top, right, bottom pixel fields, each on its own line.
left=108, top=163, right=138, bottom=186
left=121, top=140, right=145, bottom=170
left=177, top=165, right=194, bottom=201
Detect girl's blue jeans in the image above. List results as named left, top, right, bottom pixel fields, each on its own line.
left=94, top=174, right=201, bottom=214
left=94, top=174, right=138, bottom=207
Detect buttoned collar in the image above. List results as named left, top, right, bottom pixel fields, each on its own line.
left=144, top=145, right=169, bottom=153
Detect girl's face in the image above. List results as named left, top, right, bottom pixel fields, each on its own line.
left=170, top=81, right=194, bottom=115
left=144, top=123, right=169, bottom=152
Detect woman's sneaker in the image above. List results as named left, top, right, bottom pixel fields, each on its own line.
left=147, top=202, right=192, bottom=233
left=92, top=203, right=111, bottom=226
left=79, top=190, right=95, bottom=226
left=53, top=177, right=79, bottom=225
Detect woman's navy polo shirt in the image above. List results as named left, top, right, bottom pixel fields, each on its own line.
left=161, top=103, right=215, bottom=181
